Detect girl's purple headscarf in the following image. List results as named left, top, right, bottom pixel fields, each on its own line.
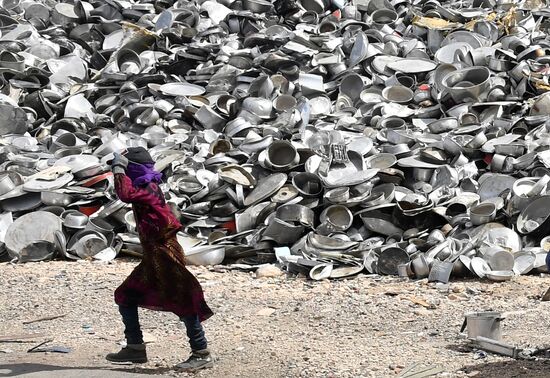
left=126, top=162, right=163, bottom=187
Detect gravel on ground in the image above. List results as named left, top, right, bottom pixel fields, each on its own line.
left=2, top=260, right=550, bottom=377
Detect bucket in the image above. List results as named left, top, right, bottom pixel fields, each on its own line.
left=461, top=311, right=503, bottom=341
left=428, top=260, right=453, bottom=283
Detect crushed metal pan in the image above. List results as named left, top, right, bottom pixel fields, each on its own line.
left=309, top=263, right=333, bottom=280
left=68, top=230, right=109, bottom=259
left=517, top=196, right=550, bottom=236
left=5, top=211, right=62, bottom=261
left=263, top=217, right=304, bottom=245
left=218, top=165, right=256, bottom=187
left=317, top=205, right=353, bottom=235
left=360, top=211, right=403, bottom=237
left=18, top=241, right=57, bottom=263
left=276, top=204, right=315, bottom=228
left=513, top=251, right=536, bottom=275
left=244, top=173, right=287, bottom=207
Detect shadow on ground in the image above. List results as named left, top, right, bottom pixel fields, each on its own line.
left=0, top=363, right=172, bottom=377
left=461, top=359, right=550, bottom=378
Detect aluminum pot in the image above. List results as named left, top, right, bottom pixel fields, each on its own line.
left=461, top=312, right=503, bottom=341
left=411, top=254, right=430, bottom=278
left=441, top=66, right=491, bottom=103
left=318, top=205, right=353, bottom=233
left=292, top=172, right=323, bottom=197
left=469, top=202, right=496, bottom=226
left=50, top=132, right=78, bottom=153
left=371, top=9, right=398, bottom=29
left=382, top=85, right=414, bottom=104
left=86, top=217, right=115, bottom=234
left=378, top=247, right=409, bottom=275
left=69, top=230, right=109, bottom=259
left=482, top=247, right=514, bottom=271
left=265, top=141, right=299, bottom=171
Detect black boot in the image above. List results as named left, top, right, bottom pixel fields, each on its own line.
left=175, top=349, right=213, bottom=372
left=106, top=344, right=147, bottom=363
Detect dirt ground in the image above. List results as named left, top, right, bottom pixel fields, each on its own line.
left=2, top=260, right=550, bottom=378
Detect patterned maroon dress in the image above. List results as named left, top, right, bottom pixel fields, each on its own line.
left=113, top=173, right=213, bottom=322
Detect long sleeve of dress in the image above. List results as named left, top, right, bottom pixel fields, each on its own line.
left=114, top=173, right=157, bottom=205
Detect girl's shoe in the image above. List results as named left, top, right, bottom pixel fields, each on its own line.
left=106, top=344, right=148, bottom=363
left=175, top=349, right=213, bottom=372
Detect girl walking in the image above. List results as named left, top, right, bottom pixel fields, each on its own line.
left=106, top=147, right=213, bottom=372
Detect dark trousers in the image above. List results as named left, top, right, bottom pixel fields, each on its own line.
left=119, top=305, right=208, bottom=351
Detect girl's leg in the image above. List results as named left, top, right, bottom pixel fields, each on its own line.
left=180, top=315, right=207, bottom=351
left=106, top=305, right=147, bottom=363
left=119, top=304, right=144, bottom=345
left=176, top=315, right=212, bottom=371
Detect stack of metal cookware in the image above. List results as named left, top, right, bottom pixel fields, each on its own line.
left=1, top=0, right=550, bottom=282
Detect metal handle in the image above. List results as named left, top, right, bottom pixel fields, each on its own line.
left=460, top=317, right=467, bottom=333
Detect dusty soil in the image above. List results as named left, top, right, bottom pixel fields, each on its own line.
left=2, top=260, right=550, bottom=378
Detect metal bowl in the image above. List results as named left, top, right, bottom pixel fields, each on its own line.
left=50, top=132, right=78, bottom=153
left=486, top=270, right=514, bottom=282
left=116, top=48, right=142, bottom=75
left=360, top=211, right=403, bottom=236
left=273, top=95, right=297, bottom=112
left=382, top=85, right=413, bottom=104
left=386, top=128, right=415, bottom=145
left=86, top=217, right=115, bottom=234
left=62, top=210, right=89, bottom=229
left=184, top=245, right=225, bottom=266
left=378, top=116, right=406, bottom=130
